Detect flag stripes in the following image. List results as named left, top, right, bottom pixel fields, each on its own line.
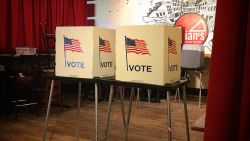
left=168, top=37, right=177, bottom=54
left=64, top=37, right=83, bottom=52
left=99, top=37, right=112, bottom=53
left=125, top=37, right=150, bottom=55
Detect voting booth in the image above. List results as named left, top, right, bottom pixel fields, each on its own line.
left=181, top=44, right=204, bottom=69
left=55, top=26, right=115, bottom=78
left=116, top=25, right=182, bottom=85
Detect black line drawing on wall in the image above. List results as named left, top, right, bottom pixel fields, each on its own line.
left=142, top=0, right=216, bottom=51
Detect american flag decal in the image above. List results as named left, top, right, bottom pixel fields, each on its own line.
left=99, top=37, right=112, bottom=53
left=125, top=37, right=151, bottom=55
left=168, top=37, right=177, bottom=54
left=64, top=36, right=83, bottom=52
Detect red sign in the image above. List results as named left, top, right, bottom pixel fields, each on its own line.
left=175, top=13, right=208, bottom=44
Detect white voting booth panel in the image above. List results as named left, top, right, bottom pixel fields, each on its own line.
left=56, top=26, right=115, bottom=78
left=116, top=25, right=182, bottom=85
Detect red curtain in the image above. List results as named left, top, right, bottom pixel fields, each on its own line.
left=0, top=0, right=88, bottom=53
left=204, top=0, right=250, bottom=141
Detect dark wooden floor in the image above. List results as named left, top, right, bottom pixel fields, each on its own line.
left=0, top=95, right=206, bottom=141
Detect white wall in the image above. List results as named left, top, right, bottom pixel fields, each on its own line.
left=95, top=0, right=157, bottom=28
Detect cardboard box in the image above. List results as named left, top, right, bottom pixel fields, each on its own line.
left=16, top=47, right=37, bottom=55
left=181, top=44, right=204, bottom=69
left=55, top=26, right=115, bottom=78
left=116, top=25, right=182, bottom=85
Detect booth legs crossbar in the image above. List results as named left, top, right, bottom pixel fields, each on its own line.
left=104, top=83, right=190, bottom=141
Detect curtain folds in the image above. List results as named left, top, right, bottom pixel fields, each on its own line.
left=204, top=0, right=250, bottom=141
left=238, top=3, right=250, bottom=140
left=0, top=0, right=88, bottom=53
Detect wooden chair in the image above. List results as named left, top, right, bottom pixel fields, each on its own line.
left=39, top=23, right=55, bottom=70
left=39, top=23, right=55, bottom=53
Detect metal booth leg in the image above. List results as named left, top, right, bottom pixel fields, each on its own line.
left=136, top=88, right=140, bottom=108
left=42, top=80, right=54, bottom=141
left=95, top=83, right=98, bottom=141
left=147, top=89, right=151, bottom=104
left=104, top=85, right=114, bottom=141
left=125, top=87, right=134, bottom=141
left=175, top=88, right=181, bottom=103
left=120, top=87, right=135, bottom=141
left=120, top=86, right=127, bottom=133
left=182, top=85, right=190, bottom=141
left=166, top=91, right=172, bottom=141
left=199, top=71, right=202, bottom=108
left=76, top=81, right=82, bottom=141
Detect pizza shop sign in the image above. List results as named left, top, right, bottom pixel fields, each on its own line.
left=175, top=13, right=208, bottom=44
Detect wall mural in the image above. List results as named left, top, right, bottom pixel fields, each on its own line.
left=95, top=0, right=217, bottom=53
left=141, top=0, right=216, bottom=52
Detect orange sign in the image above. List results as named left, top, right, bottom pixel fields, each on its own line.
left=175, top=13, right=208, bottom=44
